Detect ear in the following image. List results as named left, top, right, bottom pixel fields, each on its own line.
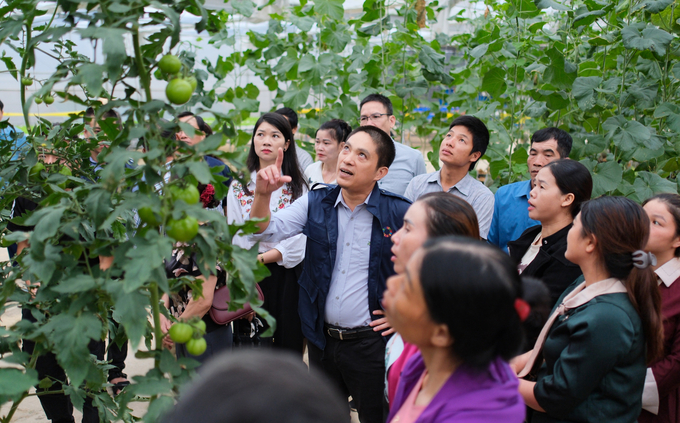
left=430, top=323, right=454, bottom=349
left=585, top=233, right=598, bottom=254
left=291, top=127, right=297, bottom=135
left=561, top=193, right=575, bottom=209
left=468, top=150, right=482, bottom=163
left=672, top=235, right=680, bottom=251
left=373, top=166, right=389, bottom=182
left=284, top=139, right=291, bottom=151
left=388, top=114, right=396, bottom=129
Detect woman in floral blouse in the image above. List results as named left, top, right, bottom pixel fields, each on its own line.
left=226, top=112, right=308, bottom=353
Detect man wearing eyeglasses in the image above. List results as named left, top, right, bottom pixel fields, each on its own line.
left=359, top=94, right=426, bottom=196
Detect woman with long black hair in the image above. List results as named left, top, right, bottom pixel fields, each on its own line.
left=226, top=112, right=308, bottom=353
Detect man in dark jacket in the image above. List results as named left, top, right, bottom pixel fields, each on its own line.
left=248, top=125, right=410, bottom=423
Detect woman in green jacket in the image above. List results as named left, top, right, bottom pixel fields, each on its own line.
left=513, top=196, right=664, bottom=422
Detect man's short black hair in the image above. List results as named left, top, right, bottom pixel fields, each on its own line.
left=346, top=125, right=395, bottom=169
left=531, top=127, right=573, bottom=159
left=274, top=107, right=298, bottom=129
left=0, top=100, right=4, bottom=112
left=448, top=115, right=490, bottom=171
left=359, top=93, right=393, bottom=116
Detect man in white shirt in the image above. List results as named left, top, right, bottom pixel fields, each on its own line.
left=359, top=94, right=426, bottom=196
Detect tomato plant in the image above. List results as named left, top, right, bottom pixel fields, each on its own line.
left=165, top=78, right=193, bottom=105
left=158, top=54, right=182, bottom=74
left=169, top=184, right=200, bottom=205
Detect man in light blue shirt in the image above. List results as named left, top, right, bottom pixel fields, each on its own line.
left=248, top=126, right=410, bottom=423
left=404, top=115, right=494, bottom=238
left=0, top=100, right=28, bottom=160
left=488, top=127, right=573, bottom=252
left=359, top=94, right=426, bottom=195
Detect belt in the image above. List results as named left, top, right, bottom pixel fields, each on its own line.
left=324, top=324, right=376, bottom=341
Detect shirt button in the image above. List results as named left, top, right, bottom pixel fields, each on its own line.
left=342, top=270, right=346, bottom=274
left=350, top=217, right=354, bottom=220
left=336, top=296, right=339, bottom=300
left=346, top=242, right=350, bottom=246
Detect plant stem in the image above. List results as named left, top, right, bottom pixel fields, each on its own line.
left=19, top=15, right=35, bottom=129
left=132, top=25, right=152, bottom=102
left=149, top=282, right=163, bottom=367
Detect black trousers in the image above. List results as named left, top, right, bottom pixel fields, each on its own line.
left=257, top=262, right=304, bottom=354
left=106, top=318, right=128, bottom=382
left=22, top=309, right=104, bottom=423
left=308, top=330, right=386, bottom=423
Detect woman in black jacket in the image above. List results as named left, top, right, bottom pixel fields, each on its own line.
left=507, top=159, right=592, bottom=309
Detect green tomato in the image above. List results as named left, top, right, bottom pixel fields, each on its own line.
left=21, top=77, right=33, bottom=86
left=165, top=78, right=193, bottom=105
left=169, top=323, right=194, bottom=344
left=187, top=76, right=198, bottom=92
left=29, top=163, right=45, bottom=180
left=186, top=337, right=207, bottom=356
left=169, top=184, right=200, bottom=205
left=166, top=216, right=199, bottom=242
left=194, top=319, right=207, bottom=334
left=158, top=54, right=182, bottom=74
left=138, top=207, right=162, bottom=226
left=43, top=95, right=54, bottom=105
left=58, top=166, right=72, bottom=189
left=35, top=97, right=43, bottom=104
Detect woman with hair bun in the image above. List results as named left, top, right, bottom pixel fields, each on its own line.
left=383, top=236, right=525, bottom=423
left=514, top=196, right=664, bottom=423
left=508, top=159, right=592, bottom=308
left=639, top=193, right=680, bottom=423
left=305, top=119, right=351, bottom=185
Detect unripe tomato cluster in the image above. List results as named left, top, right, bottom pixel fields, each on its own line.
left=138, top=183, right=201, bottom=243
left=168, top=319, right=207, bottom=356
left=158, top=54, right=198, bottom=105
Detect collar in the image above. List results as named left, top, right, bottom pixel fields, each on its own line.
left=514, top=180, right=532, bottom=199
left=427, top=170, right=471, bottom=197
left=335, top=187, right=373, bottom=209
left=655, top=257, right=680, bottom=287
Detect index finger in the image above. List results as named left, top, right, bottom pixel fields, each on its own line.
left=275, top=147, right=284, bottom=171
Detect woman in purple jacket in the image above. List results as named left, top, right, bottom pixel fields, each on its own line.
left=382, top=236, right=526, bottom=423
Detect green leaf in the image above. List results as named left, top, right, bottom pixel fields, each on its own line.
left=481, top=67, right=507, bottom=99
left=622, top=23, right=674, bottom=55
left=78, top=27, right=127, bottom=81
left=603, top=116, right=651, bottom=151
left=85, top=189, right=113, bottom=229
left=633, top=171, right=677, bottom=201
left=314, top=0, right=345, bottom=20
left=26, top=206, right=67, bottom=243
left=573, top=9, right=606, bottom=27
left=231, top=0, right=256, bottom=17
left=634, top=0, right=673, bottom=13
left=591, top=161, right=623, bottom=197
left=110, top=282, right=150, bottom=350
left=524, top=101, right=548, bottom=117
left=543, top=47, right=577, bottom=89
left=51, top=275, right=97, bottom=294
left=534, top=0, right=570, bottom=10
left=418, top=45, right=446, bottom=74
left=0, top=368, right=39, bottom=400
left=654, top=103, right=680, bottom=132
left=291, top=15, right=315, bottom=32
left=572, top=76, right=602, bottom=110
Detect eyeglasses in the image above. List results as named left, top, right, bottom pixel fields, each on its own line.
left=359, top=113, right=392, bottom=123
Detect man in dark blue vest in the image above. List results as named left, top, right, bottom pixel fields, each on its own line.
left=249, top=126, right=410, bottom=423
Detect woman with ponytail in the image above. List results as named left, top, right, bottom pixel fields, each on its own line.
left=513, top=196, right=663, bottom=423
left=639, top=194, right=680, bottom=423
left=382, top=237, right=525, bottom=423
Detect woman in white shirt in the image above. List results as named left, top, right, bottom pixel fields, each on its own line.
left=304, top=119, right=351, bottom=186
left=226, top=113, right=308, bottom=353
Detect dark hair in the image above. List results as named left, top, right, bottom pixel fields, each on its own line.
left=531, top=127, right=573, bottom=159
left=417, top=192, right=480, bottom=239
left=316, top=119, right=352, bottom=144
left=177, top=111, right=213, bottom=136
left=246, top=113, right=307, bottom=200
left=84, top=106, right=122, bottom=133
left=448, top=115, right=490, bottom=171
left=579, top=196, right=663, bottom=363
left=359, top=93, right=394, bottom=116
left=0, top=100, right=4, bottom=111
left=345, top=126, right=395, bottom=169
left=520, top=276, right=551, bottom=352
left=543, top=159, right=593, bottom=218
left=160, top=351, right=348, bottom=423
left=419, top=236, right=524, bottom=369
left=274, top=107, right=298, bottom=129
left=643, top=193, right=680, bottom=257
